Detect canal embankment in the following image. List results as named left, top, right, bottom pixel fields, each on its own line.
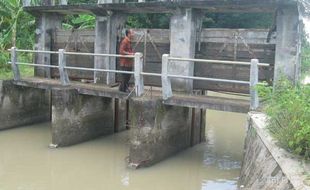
left=239, top=112, right=310, bottom=190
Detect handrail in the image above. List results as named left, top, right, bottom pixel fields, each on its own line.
left=8, top=47, right=264, bottom=110
left=168, top=57, right=270, bottom=67
left=7, top=48, right=134, bottom=58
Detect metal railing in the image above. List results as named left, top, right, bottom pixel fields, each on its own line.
left=8, top=47, right=269, bottom=110
left=160, top=54, right=267, bottom=110
left=9, top=47, right=144, bottom=96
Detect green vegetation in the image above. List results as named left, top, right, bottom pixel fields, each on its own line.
left=302, top=34, right=310, bottom=77
left=258, top=80, right=310, bottom=159
left=0, top=0, right=36, bottom=79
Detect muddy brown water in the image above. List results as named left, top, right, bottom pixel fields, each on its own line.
left=0, top=110, right=246, bottom=190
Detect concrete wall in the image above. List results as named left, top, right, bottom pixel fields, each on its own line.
left=0, top=80, right=50, bottom=130
left=239, top=113, right=310, bottom=190
left=128, top=97, right=205, bottom=168
left=51, top=88, right=115, bottom=147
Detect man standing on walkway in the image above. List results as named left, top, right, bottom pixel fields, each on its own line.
left=119, top=29, right=135, bottom=92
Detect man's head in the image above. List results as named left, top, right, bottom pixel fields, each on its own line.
left=125, top=29, right=134, bottom=40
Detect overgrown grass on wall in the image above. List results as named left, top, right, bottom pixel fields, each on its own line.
left=0, top=51, right=34, bottom=80
left=302, top=42, right=310, bottom=77
left=258, top=80, right=310, bottom=159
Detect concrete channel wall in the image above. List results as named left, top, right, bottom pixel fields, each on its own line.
left=0, top=80, right=50, bottom=130
left=51, top=88, right=115, bottom=147
left=128, top=97, right=205, bottom=168
left=239, top=113, right=310, bottom=190
left=0, top=80, right=205, bottom=167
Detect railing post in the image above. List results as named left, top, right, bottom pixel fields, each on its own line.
left=250, top=59, right=259, bottom=110
left=161, top=54, right=173, bottom=100
left=10, top=47, right=20, bottom=81
left=134, top=52, right=144, bottom=96
left=58, top=49, right=70, bottom=86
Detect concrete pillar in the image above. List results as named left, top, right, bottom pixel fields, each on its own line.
left=0, top=80, right=50, bottom=130
left=128, top=97, right=192, bottom=168
left=169, top=9, right=202, bottom=92
left=274, top=6, right=302, bottom=83
left=94, top=14, right=126, bottom=85
left=51, top=88, right=115, bottom=147
left=34, top=13, right=62, bottom=78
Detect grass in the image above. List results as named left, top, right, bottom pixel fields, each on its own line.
left=0, top=65, right=34, bottom=80
left=258, top=80, right=310, bottom=159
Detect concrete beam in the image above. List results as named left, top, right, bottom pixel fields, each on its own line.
left=98, top=0, right=120, bottom=3
left=0, top=80, right=50, bottom=130
left=169, top=9, right=202, bottom=92
left=274, top=6, right=302, bottom=83
left=34, top=13, right=62, bottom=78
left=51, top=88, right=115, bottom=147
left=128, top=98, right=192, bottom=168
left=94, top=14, right=126, bottom=85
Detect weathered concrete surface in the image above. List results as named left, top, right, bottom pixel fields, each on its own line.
left=128, top=97, right=192, bottom=168
left=239, top=113, right=310, bottom=190
left=274, top=6, right=302, bottom=83
left=114, top=98, right=128, bottom=132
left=35, top=13, right=62, bottom=78
left=51, top=88, right=115, bottom=147
left=94, top=14, right=126, bottom=84
left=169, top=8, right=201, bottom=92
left=0, top=80, right=50, bottom=130
left=191, top=108, right=206, bottom=146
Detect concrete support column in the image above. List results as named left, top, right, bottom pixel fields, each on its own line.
left=94, top=14, right=126, bottom=84
left=274, top=6, right=302, bottom=83
left=128, top=97, right=192, bottom=168
left=0, top=80, right=50, bottom=130
left=34, top=13, right=62, bottom=78
left=169, top=9, right=202, bottom=92
left=51, top=88, right=115, bottom=147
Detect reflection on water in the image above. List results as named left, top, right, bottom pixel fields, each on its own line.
left=0, top=110, right=246, bottom=190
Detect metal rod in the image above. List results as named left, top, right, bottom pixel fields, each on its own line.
left=167, top=74, right=250, bottom=85
left=64, top=66, right=134, bottom=74
left=8, top=49, right=135, bottom=58
left=16, top=62, right=59, bottom=68
left=64, top=51, right=134, bottom=58
left=141, top=72, right=162, bottom=77
left=12, top=49, right=59, bottom=54
left=168, top=57, right=270, bottom=67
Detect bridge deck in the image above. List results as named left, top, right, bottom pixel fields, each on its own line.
left=13, top=77, right=250, bottom=113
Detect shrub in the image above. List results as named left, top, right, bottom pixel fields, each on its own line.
left=259, top=80, right=310, bottom=159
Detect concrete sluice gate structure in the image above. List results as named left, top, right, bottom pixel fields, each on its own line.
left=1, top=0, right=302, bottom=170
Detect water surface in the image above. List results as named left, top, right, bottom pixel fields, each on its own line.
left=0, top=110, right=246, bottom=190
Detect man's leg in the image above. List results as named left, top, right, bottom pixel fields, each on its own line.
left=124, top=67, right=133, bottom=91
left=119, top=66, right=126, bottom=92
